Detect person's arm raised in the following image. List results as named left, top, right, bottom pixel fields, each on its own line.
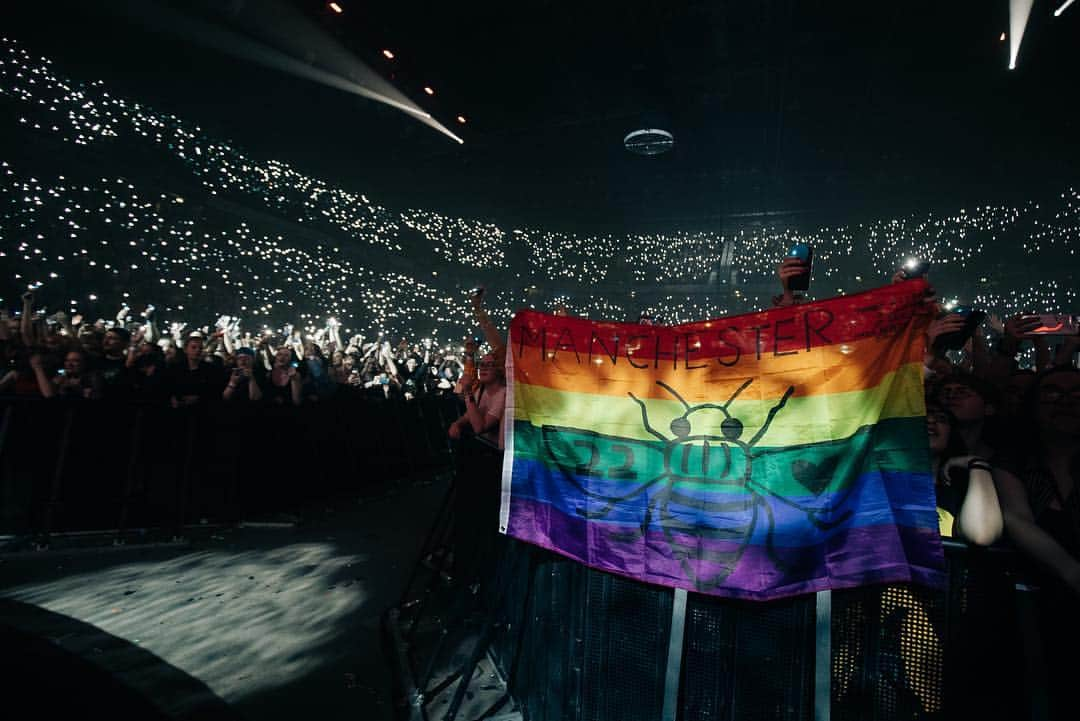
left=471, top=291, right=506, bottom=358
left=20, top=292, right=35, bottom=344
left=28, top=354, right=55, bottom=398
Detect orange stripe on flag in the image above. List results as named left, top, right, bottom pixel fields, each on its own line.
left=514, top=333, right=924, bottom=403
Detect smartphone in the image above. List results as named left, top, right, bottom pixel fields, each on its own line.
left=934, top=306, right=987, bottom=351
left=290, top=361, right=299, bottom=369
left=901, top=258, right=931, bottom=279
left=1021, top=314, right=1079, bottom=337
left=787, top=243, right=813, bottom=291
left=380, top=376, right=390, bottom=385
left=468, top=286, right=485, bottom=299
left=57, top=369, right=65, bottom=376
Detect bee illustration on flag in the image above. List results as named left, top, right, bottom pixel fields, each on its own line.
left=541, top=378, right=859, bottom=590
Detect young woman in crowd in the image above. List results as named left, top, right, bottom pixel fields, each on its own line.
left=28, top=349, right=100, bottom=400
left=926, top=398, right=1003, bottom=545
left=447, top=352, right=506, bottom=449
left=263, top=345, right=303, bottom=406
left=992, top=367, right=1080, bottom=720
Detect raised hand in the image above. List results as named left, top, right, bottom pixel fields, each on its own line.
left=1004, top=314, right=1042, bottom=342
left=777, top=257, right=808, bottom=291
left=926, top=314, right=967, bottom=349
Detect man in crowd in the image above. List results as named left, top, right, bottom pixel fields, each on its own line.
left=98, top=326, right=134, bottom=400
left=222, top=347, right=263, bottom=402
left=166, top=332, right=227, bottom=408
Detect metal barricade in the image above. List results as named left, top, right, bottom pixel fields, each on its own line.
left=391, top=438, right=1038, bottom=721
left=0, top=393, right=457, bottom=545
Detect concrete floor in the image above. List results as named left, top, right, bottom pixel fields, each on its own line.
left=0, top=474, right=448, bottom=721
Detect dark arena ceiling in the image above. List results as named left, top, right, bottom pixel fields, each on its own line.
left=6, top=0, right=1079, bottom=232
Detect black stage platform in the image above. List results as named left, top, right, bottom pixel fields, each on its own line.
left=0, top=473, right=448, bottom=721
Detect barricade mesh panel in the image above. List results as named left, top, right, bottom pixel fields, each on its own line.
left=0, top=395, right=459, bottom=537
left=831, top=583, right=947, bottom=721
left=681, top=592, right=814, bottom=721
left=489, top=538, right=531, bottom=679
left=943, top=549, right=1027, bottom=719
left=514, top=557, right=590, bottom=721
left=580, top=569, right=671, bottom=721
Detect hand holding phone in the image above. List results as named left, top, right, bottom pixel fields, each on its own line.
left=932, top=306, right=986, bottom=351
left=901, top=258, right=931, bottom=279
left=1019, top=314, right=1079, bottom=338
left=783, top=244, right=813, bottom=292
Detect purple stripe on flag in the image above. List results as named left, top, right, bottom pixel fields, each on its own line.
left=505, top=496, right=945, bottom=601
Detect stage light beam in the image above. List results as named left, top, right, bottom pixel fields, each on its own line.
left=1008, top=0, right=1034, bottom=70
left=111, top=1, right=461, bottom=144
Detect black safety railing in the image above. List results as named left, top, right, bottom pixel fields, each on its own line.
left=391, top=438, right=1045, bottom=721
left=0, top=394, right=460, bottom=544
left=3, top=395, right=1046, bottom=720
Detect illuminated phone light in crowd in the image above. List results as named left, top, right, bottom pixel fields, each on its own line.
left=1, top=37, right=1077, bottom=336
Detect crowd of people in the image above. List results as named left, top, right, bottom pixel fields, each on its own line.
left=779, top=254, right=1079, bottom=719
left=0, top=290, right=510, bottom=408
left=2, top=33, right=1079, bottom=718
left=3, top=230, right=1078, bottom=719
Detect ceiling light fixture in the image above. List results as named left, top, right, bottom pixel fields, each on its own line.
left=382, top=49, right=395, bottom=60
left=424, top=86, right=434, bottom=96
left=1054, top=0, right=1075, bottom=16
left=623, top=128, right=675, bottom=156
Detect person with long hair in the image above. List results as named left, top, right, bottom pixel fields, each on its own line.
left=992, top=367, right=1079, bottom=721
left=926, top=397, right=1003, bottom=545
left=993, top=367, right=1080, bottom=592
left=447, top=352, right=506, bottom=449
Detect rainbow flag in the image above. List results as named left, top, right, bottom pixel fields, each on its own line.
left=499, top=281, right=945, bottom=600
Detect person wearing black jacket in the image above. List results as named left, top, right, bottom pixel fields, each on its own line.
left=165, top=333, right=227, bottom=408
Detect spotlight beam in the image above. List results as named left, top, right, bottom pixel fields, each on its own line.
left=114, top=0, right=463, bottom=144
left=1008, top=0, right=1034, bottom=70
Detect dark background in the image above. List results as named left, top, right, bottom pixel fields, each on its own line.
left=7, top=0, right=1077, bottom=234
